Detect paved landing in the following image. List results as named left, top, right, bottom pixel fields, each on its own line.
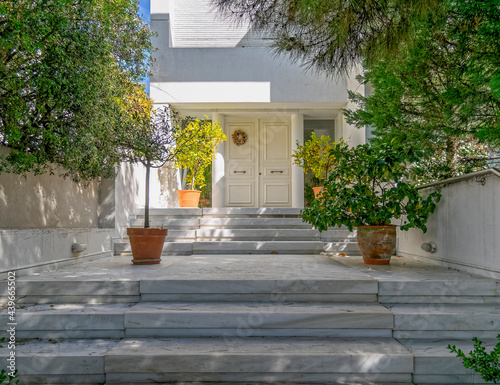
left=10, top=253, right=493, bottom=284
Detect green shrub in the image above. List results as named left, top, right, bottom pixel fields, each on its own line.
left=448, top=335, right=500, bottom=383
left=301, top=142, right=441, bottom=232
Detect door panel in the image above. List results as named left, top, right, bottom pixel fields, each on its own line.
left=225, top=121, right=257, bottom=207
left=225, top=119, right=291, bottom=207
left=259, top=120, right=291, bottom=207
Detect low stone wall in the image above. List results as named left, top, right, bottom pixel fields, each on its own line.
left=0, top=228, right=115, bottom=277
left=398, top=169, right=500, bottom=278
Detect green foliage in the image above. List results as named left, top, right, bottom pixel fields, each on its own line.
left=174, top=119, right=226, bottom=191
left=213, top=0, right=442, bottom=76
left=292, top=133, right=341, bottom=182
left=346, top=0, right=500, bottom=183
left=301, top=142, right=441, bottom=232
left=120, top=105, right=176, bottom=169
left=448, top=335, right=500, bottom=383
left=0, top=370, right=18, bottom=385
left=0, top=338, right=18, bottom=384
left=0, top=0, right=154, bottom=183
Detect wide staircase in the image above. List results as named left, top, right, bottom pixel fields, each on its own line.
left=2, top=208, right=500, bottom=384
left=113, top=208, right=361, bottom=256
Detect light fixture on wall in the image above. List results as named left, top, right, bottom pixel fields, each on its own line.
left=72, top=243, right=87, bottom=255
left=421, top=242, right=437, bottom=253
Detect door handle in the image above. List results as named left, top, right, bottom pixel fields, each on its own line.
left=234, top=170, right=247, bottom=174
left=270, top=170, right=284, bottom=174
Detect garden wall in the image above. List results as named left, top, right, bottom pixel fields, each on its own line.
left=398, top=169, right=500, bottom=278
left=0, top=147, right=121, bottom=274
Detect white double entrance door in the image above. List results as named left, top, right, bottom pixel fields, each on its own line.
left=225, top=119, right=292, bottom=207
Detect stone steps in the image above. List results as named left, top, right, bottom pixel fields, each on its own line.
left=196, top=228, right=321, bottom=241
left=119, top=207, right=361, bottom=256
left=0, top=337, right=414, bottom=385
left=400, top=338, right=497, bottom=385
left=104, top=337, right=414, bottom=384
left=4, top=302, right=393, bottom=339
left=192, top=240, right=326, bottom=254
left=4, top=251, right=500, bottom=383
left=390, top=303, right=500, bottom=339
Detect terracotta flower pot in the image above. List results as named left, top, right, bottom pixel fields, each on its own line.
left=312, top=186, right=324, bottom=199
left=177, top=190, right=202, bottom=207
left=127, top=228, right=167, bottom=265
left=356, top=225, right=396, bottom=265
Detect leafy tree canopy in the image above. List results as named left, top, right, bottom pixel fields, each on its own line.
left=0, top=0, right=154, bottom=182
left=346, top=0, right=500, bottom=182
left=212, top=0, right=443, bottom=76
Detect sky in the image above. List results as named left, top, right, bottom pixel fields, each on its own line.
left=139, top=0, right=150, bottom=22
left=138, top=0, right=151, bottom=91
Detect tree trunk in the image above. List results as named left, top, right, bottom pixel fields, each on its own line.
left=144, top=160, right=150, bottom=228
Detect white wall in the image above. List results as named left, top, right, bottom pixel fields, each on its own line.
left=398, top=170, right=500, bottom=278
left=150, top=6, right=349, bottom=105
left=0, top=150, right=99, bottom=229
left=0, top=228, right=115, bottom=277
left=0, top=147, right=121, bottom=274
left=114, top=162, right=181, bottom=236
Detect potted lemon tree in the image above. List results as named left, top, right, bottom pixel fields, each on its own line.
left=301, top=142, right=441, bottom=265
left=174, top=118, right=226, bottom=207
left=292, top=133, right=342, bottom=198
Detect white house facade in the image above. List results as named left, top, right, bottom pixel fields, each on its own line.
left=150, top=0, right=367, bottom=208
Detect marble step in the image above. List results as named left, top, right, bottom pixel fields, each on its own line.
left=390, top=303, right=500, bottom=339
left=139, top=275, right=378, bottom=303
left=3, top=302, right=392, bottom=339
left=202, top=207, right=302, bottom=217
left=192, top=240, right=325, bottom=254
left=0, top=304, right=132, bottom=339
left=324, top=241, right=362, bottom=256
left=399, top=338, right=497, bottom=384
left=135, top=208, right=203, bottom=217
left=199, top=217, right=312, bottom=229
left=0, top=338, right=118, bottom=384
left=1, top=280, right=140, bottom=304
left=129, top=217, right=200, bottom=229
left=124, top=302, right=393, bottom=338
left=104, top=337, right=414, bottom=383
left=114, top=241, right=193, bottom=256
left=0, top=337, right=414, bottom=384
left=119, top=229, right=196, bottom=242
left=379, top=279, right=500, bottom=304
left=320, top=228, right=357, bottom=241
left=196, top=228, right=321, bottom=241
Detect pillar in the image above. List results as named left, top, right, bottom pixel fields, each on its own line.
left=291, top=113, right=304, bottom=208
left=212, top=113, right=225, bottom=208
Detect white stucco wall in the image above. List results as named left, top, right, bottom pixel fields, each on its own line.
left=114, top=162, right=181, bottom=235
left=398, top=171, right=500, bottom=278
left=0, top=150, right=121, bottom=273
left=150, top=5, right=349, bottom=105
left=0, top=149, right=100, bottom=229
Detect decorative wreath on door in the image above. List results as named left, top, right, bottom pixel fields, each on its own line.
left=232, top=130, right=248, bottom=146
